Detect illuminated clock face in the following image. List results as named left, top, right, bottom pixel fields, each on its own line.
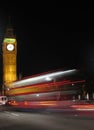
left=7, top=44, right=14, bottom=51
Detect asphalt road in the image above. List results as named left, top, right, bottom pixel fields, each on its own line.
left=0, top=106, right=94, bottom=130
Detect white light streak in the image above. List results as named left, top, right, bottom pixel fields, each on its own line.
left=8, top=69, right=77, bottom=88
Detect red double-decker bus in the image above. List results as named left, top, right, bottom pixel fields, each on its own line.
left=6, top=69, right=85, bottom=109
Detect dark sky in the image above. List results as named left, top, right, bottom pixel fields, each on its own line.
left=0, top=6, right=94, bottom=86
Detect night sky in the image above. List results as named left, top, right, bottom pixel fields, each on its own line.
left=0, top=6, right=94, bottom=86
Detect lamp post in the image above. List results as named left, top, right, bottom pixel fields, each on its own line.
left=2, top=81, right=6, bottom=96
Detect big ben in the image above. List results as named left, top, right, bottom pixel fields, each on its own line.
left=2, top=25, right=17, bottom=94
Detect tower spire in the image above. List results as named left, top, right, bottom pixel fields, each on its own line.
left=4, top=16, right=15, bottom=38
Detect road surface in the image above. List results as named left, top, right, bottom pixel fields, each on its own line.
left=0, top=106, right=94, bottom=130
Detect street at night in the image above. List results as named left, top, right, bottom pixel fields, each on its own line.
left=0, top=105, right=94, bottom=130
left=0, top=5, right=94, bottom=130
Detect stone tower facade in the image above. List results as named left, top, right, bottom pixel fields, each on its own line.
left=2, top=25, right=17, bottom=95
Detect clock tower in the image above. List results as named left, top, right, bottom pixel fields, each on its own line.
left=2, top=25, right=17, bottom=94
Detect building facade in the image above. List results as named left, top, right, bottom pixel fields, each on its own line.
left=2, top=25, right=17, bottom=95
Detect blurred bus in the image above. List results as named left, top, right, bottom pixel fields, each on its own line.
left=5, top=69, right=86, bottom=109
